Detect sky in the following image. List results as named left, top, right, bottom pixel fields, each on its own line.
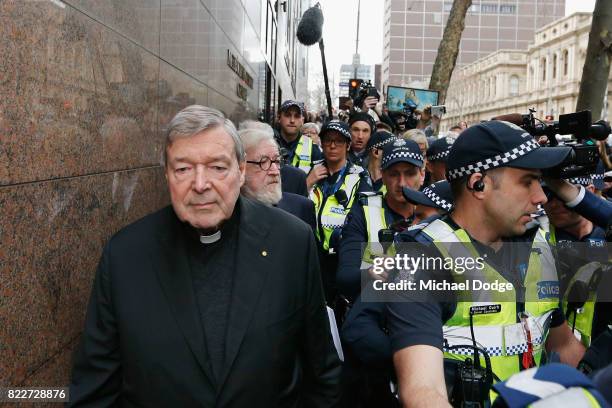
left=308, top=0, right=597, bottom=97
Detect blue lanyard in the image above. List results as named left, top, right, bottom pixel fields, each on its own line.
left=323, top=164, right=348, bottom=197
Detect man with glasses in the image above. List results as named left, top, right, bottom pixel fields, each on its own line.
left=309, top=120, right=372, bottom=301
left=239, top=122, right=316, bottom=231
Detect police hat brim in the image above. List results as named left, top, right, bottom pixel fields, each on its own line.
left=401, top=186, right=439, bottom=208
left=381, top=156, right=423, bottom=170
left=506, top=146, right=572, bottom=170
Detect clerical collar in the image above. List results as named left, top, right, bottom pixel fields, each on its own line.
left=199, top=230, right=221, bottom=244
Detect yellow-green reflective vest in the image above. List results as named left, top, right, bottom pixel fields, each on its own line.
left=311, top=165, right=364, bottom=252
left=421, top=219, right=560, bottom=383
left=360, top=194, right=394, bottom=270
left=291, top=135, right=314, bottom=173
left=548, top=225, right=600, bottom=347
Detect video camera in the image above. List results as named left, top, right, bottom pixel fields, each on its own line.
left=353, top=80, right=380, bottom=109
left=496, top=109, right=610, bottom=178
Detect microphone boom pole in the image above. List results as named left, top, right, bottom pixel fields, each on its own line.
left=318, top=39, right=333, bottom=119
left=296, top=3, right=333, bottom=119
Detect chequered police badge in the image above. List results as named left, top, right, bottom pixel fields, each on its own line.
left=393, top=138, right=407, bottom=147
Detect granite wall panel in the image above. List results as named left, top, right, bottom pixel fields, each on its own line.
left=160, top=0, right=212, bottom=84
left=0, top=1, right=161, bottom=186
left=1, top=0, right=282, bottom=393
left=158, top=60, right=209, bottom=131
left=61, top=0, right=160, bottom=54
left=0, top=167, right=169, bottom=386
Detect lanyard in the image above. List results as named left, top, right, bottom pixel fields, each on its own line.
left=323, top=164, right=348, bottom=197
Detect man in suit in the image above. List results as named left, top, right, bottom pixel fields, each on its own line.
left=281, top=164, right=309, bottom=197
left=239, top=121, right=316, bottom=230
left=69, top=106, right=341, bottom=407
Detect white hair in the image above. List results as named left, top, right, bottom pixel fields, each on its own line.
left=164, top=105, right=244, bottom=165
left=237, top=120, right=278, bottom=152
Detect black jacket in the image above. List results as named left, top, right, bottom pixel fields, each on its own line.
left=277, top=192, right=317, bottom=232
left=281, top=165, right=309, bottom=197
left=69, top=198, right=341, bottom=407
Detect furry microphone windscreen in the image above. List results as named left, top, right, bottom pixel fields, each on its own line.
left=296, top=6, right=324, bottom=46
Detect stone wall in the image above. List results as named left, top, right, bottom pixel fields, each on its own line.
left=0, top=0, right=266, bottom=392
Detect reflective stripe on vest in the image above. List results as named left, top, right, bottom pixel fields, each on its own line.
left=361, top=195, right=389, bottom=269
left=291, top=136, right=313, bottom=173
left=421, top=219, right=559, bottom=382
left=311, top=170, right=363, bottom=251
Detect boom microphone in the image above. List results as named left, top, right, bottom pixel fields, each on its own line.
left=297, top=4, right=324, bottom=46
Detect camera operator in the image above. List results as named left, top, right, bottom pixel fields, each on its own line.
left=386, top=121, right=585, bottom=408
left=541, top=175, right=607, bottom=349
left=543, top=176, right=612, bottom=230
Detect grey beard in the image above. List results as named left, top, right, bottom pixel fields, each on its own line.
left=241, top=183, right=282, bottom=206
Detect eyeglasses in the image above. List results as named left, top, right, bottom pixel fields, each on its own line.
left=246, top=156, right=283, bottom=171
left=321, top=138, right=348, bottom=147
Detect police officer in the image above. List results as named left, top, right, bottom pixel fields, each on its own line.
left=337, top=138, right=425, bottom=301
left=348, top=112, right=376, bottom=168
left=340, top=181, right=454, bottom=408
left=425, top=134, right=456, bottom=183
left=542, top=176, right=607, bottom=348
left=276, top=100, right=323, bottom=173
left=366, top=130, right=397, bottom=192
left=310, top=120, right=372, bottom=300
left=402, top=180, right=454, bottom=224
left=386, top=121, right=586, bottom=406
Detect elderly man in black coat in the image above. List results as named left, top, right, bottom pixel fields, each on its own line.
left=69, top=106, right=341, bottom=407
left=239, top=120, right=316, bottom=231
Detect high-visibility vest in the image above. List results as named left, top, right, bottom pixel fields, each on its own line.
left=311, top=164, right=365, bottom=252
left=420, top=219, right=560, bottom=383
left=548, top=224, right=604, bottom=347
left=291, top=135, right=314, bottom=173
left=360, top=194, right=392, bottom=270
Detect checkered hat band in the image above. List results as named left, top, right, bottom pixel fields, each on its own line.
left=422, top=187, right=452, bottom=211
left=382, top=150, right=423, bottom=167
left=370, top=138, right=395, bottom=151
left=325, top=124, right=350, bottom=139
left=593, top=174, right=604, bottom=180
left=427, top=149, right=450, bottom=162
left=568, top=177, right=593, bottom=186
left=447, top=139, right=540, bottom=181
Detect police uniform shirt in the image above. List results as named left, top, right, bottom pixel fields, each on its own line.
left=276, top=133, right=323, bottom=169
left=348, top=149, right=369, bottom=169
left=337, top=196, right=410, bottom=301
left=386, top=215, right=564, bottom=355
left=317, top=162, right=372, bottom=199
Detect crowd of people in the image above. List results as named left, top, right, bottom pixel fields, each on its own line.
left=68, top=98, right=612, bottom=407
